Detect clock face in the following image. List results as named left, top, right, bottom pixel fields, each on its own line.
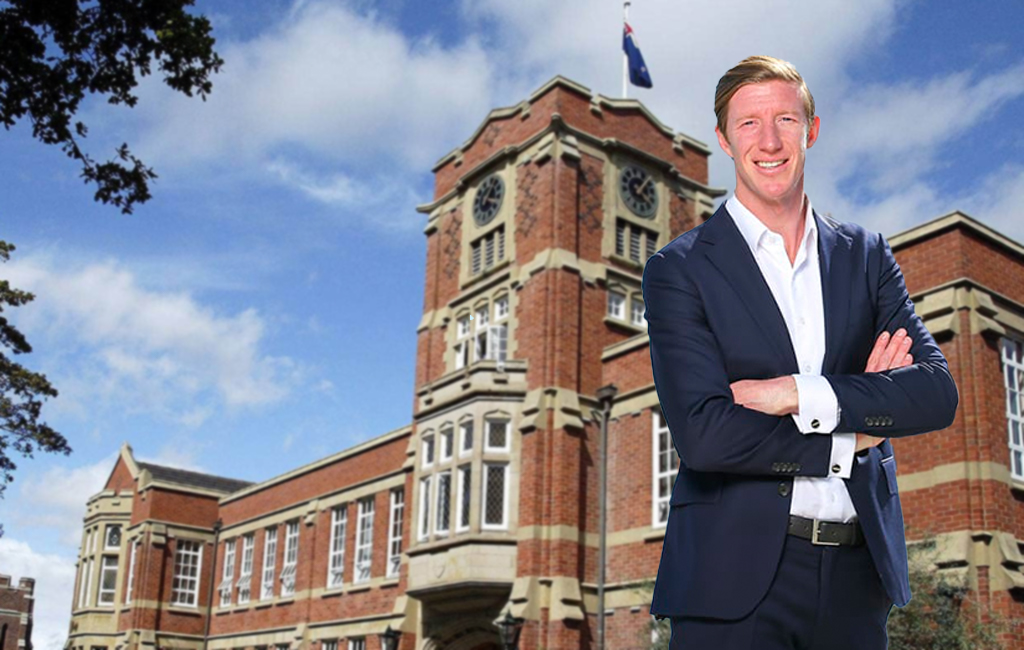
left=473, top=174, right=505, bottom=226
left=619, top=165, right=658, bottom=218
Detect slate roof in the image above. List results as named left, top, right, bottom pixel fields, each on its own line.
left=137, top=461, right=253, bottom=494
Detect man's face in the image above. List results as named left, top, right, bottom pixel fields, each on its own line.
left=715, top=80, right=820, bottom=213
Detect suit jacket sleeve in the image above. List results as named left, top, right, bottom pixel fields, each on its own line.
left=824, top=233, right=959, bottom=436
left=643, top=250, right=833, bottom=477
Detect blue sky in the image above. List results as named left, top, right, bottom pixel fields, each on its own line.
left=1, top=1, right=1022, bottom=647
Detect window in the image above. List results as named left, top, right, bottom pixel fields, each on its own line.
left=485, top=418, right=511, bottom=453
left=98, top=556, right=118, bottom=605
left=615, top=219, right=658, bottom=264
left=238, top=534, right=254, bottom=604
left=219, top=540, right=236, bottom=607
left=435, top=470, right=452, bottom=535
left=280, top=521, right=299, bottom=596
left=454, top=315, right=471, bottom=370
left=354, top=498, right=374, bottom=583
left=327, top=506, right=347, bottom=588
left=323, top=642, right=337, bottom=650
left=440, top=426, right=454, bottom=462
left=1002, top=338, right=1024, bottom=480
left=471, top=226, right=506, bottom=275
left=419, top=476, right=432, bottom=540
left=104, top=525, right=121, bottom=549
left=78, top=530, right=94, bottom=609
left=422, top=434, right=435, bottom=468
left=495, top=295, right=509, bottom=320
left=631, top=297, right=645, bottom=327
left=459, top=420, right=473, bottom=457
left=171, top=540, right=202, bottom=606
left=261, top=527, right=277, bottom=600
left=387, top=489, right=404, bottom=578
left=457, top=464, right=472, bottom=532
left=347, top=639, right=366, bottom=650
left=125, top=541, right=138, bottom=605
left=473, top=306, right=490, bottom=362
left=653, top=410, right=680, bottom=527
left=607, top=291, right=625, bottom=319
left=482, top=463, right=509, bottom=530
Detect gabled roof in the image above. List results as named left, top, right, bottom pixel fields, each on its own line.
left=136, top=461, right=253, bottom=494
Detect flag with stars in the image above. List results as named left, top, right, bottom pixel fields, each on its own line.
left=623, top=22, right=653, bottom=88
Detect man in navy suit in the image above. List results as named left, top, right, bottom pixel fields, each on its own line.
left=642, top=55, right=958, bottom=649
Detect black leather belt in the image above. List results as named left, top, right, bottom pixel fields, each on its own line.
left=787, top=514, right=865, bottom=547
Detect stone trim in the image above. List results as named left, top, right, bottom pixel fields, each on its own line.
left=893, top=460, right=1023, bottom=494
left=509, top=576, right=584, bottom=622
left=888, top=210, right=1024, bottom=260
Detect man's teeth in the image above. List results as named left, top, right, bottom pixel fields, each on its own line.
left=756, top=160, right=786, bottom=168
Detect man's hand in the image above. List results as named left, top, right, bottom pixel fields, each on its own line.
left=730, top=375, right=799, bottom=416
left=855, top=328, right=913, bottom=452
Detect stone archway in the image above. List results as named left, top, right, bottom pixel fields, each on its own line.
left=420, top=616, right=503, bottom=650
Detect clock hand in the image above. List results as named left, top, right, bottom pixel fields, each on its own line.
left=635, top=176, right=652, bottom=196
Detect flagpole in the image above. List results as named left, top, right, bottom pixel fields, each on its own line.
left=622, top=1, right=630, bottom=98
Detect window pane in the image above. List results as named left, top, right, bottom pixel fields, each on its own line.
left=459, top=465, right=472, bottom=529
left=487, top=420, right=508, bottom=450
left=616, top=221, right=625, bottom=256
left=485, top=233, right=495, bottom=269
left=460, top=420, right=474, bottom=454
left=436, top=472, right=451, bottom=533
left=472, top=242, right=481, bottom=275
left=484, top=464, right=507, bottom=527
left=630, top=226, right=641, bottom=262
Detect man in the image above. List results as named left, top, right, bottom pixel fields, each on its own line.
left=642, top=55, right=958, bottom=649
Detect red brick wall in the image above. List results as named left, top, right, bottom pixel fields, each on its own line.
left=105, top=457, right=135, bottom=492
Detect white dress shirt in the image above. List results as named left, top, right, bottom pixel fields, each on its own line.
left=726, top=195, right=858, bottom=523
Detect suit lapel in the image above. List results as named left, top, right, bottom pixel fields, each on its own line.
left=816, top=211, right=852, bottom=375
left=701, top=204, right=799, bottom=374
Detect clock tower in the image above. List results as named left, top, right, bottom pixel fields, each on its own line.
left=409, top=76, right=724, bottom=648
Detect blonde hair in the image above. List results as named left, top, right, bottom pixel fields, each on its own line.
left=714, top=55, right=815, bottom=139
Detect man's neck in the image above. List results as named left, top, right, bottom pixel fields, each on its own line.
left=733, top=190, right=810, bottom=265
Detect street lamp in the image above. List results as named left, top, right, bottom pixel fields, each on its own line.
left=591, top=384, right=618, bottom=650
left=494, top=610, right=524, bottom=650
left=377, top=625, right=401, bottom=650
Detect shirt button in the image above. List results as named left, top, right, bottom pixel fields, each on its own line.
left=803, top=365, right=812, bottom=373
left=832, top=464, right=841, bottom=474
left=778, top=482, right=791, bottom=497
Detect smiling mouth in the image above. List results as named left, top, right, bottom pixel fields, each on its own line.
left=756, top=159, right=788, bottom=169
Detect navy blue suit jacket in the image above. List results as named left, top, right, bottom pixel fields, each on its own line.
left=642, top=203, right=958, bottom=620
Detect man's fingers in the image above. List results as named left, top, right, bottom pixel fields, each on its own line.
left=877, top=328, right=908, bottom=370
left=865, top=332, right=889, bottom=373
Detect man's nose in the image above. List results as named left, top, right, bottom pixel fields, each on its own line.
left=759, top=123, right=782, bottom=151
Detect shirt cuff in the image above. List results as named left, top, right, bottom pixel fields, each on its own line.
left=791, top=374, right=840, bottom=434
left=829, top=433, right=856, bottom=479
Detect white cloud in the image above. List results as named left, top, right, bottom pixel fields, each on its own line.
left=5, top=254, right=298, bottom=424
left=11, top=455, right=116, bottom=545
left=0, top=538, right=76, bottom=650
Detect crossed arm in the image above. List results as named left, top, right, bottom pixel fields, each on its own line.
left=642, top=233, right=957, bottom=478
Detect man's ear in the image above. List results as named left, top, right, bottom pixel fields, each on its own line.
left=715, top=126, right=734, bottom=159
left=805, top=115, right=821, bottom=149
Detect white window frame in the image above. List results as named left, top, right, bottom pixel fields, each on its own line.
left=322, top=641, right=338, bottom=650
left=1002, top=337, right=1024, bottom=480
left=422, top=434, right=435, bottom=468
left=387, top=489, right=404, bottom=578
left=481, top=463, right=510, bottom=531
left=484, top=418, right=512, bottom=453
left=454, top=314, right=471, bottom=370
left=347, top=639, right=366, bottom=650
left=459, top=419, right=474, bottom=457
left=78, top=530, right=94, bottom=609
left=435, top=470, right=452, bottom=536
left=125, top=540, right=138, bottom=605
left=486, top=323, right=508, bottom=370
left=327, top=506, right=347, bottom=588
left=237, top=534, right=254, bottom=604
left=354, top=498, right=374, bottom=584
left=608, top=290, right=626, bottom=320
left=171, top=539, right=203, bottom=607
left=260, top=527, right=277, bottom=601
left=280, top=521, right=299, bottom=597
left=495, top=295, right=509, bottom=321
left=652, top=410, right=679, bottom=528
left=98, top=555, right=118, bottom=605
left=631, top=296, right=645, bottom=327
left=456, top=464, right=472, bottom=532
left=219, top=539, right=236, bottom=607
left=440, top=426, right=454, bottom=462
left=418, top=476, right=432, bottom=541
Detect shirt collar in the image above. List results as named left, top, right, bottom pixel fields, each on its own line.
left=725, top=194, right=817, bottom=256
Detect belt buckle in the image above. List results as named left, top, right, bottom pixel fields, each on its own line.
left=810, top=519, right=840, bottom=546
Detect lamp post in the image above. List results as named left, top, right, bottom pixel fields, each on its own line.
left=377, top=625, right=401, bottom=650
left=592, top=384, right=618, bottom=650
left=494, top=610, right=524, bottom=650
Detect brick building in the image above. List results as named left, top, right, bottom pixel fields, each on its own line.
left=1, top=573, right=35, bottom=650
left=65, top=76, right=1024, bottom=650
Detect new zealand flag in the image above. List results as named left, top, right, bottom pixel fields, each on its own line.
left=623, top=22, right=653, bottom=88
